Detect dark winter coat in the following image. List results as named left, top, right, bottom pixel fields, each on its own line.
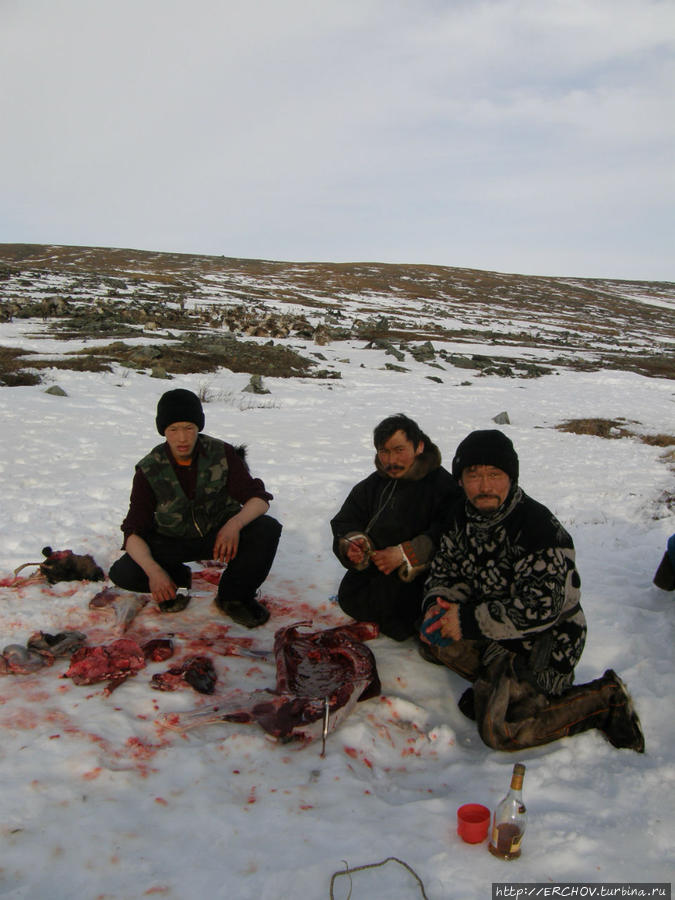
left=423, top=486, right=587, bottom=695
left=331, top=442, right=461, bottom=571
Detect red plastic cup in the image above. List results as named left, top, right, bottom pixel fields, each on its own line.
left=457, top=803, right=490, bottom=844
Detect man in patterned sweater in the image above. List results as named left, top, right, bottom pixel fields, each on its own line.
left=109, top=389, right=282, bottom=628
left=420, top=429, right=645, bottom=752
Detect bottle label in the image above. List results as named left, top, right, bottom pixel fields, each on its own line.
left=491, top=823, right=523, bottom=854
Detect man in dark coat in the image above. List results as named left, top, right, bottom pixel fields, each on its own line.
left=109, top=389, right=282, bottom=628
left=420, top=429, right=645, bottom=752
left=330, top=414, right=462, bottom=641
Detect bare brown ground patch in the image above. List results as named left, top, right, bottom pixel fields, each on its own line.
left=0, top=346, right=41, bottom=386
left=64, top=336, right=318, bottom=379
left=556, top=417, right=675, bottom=449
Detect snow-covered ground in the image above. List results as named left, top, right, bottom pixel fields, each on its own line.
left=0, top=320, right=673, bottom=899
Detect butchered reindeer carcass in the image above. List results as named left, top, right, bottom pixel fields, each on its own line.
left=158, top=620, right=381, bottom=744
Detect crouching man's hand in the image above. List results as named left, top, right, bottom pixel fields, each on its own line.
left=214, top=519, right=241, bottom=564
left=420, top=598, right=461, bottom=646
left=147, top=565, right=177, bottom=604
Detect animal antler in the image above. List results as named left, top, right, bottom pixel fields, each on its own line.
left=12, top=561, right=44, bottom=576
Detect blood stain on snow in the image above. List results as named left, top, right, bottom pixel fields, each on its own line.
left=28, top=691, right=50, bottom=703
left=193, top=568, right=223, bottom=585
left=83, top=767, right=102, bottom=780
left=1, top=708, right=39, bottom=729
left=380, top=696, right=400, bottom=717
left=261, top=593, right=343, bottom=626
left=343, top=747, right=373, bottom=768
left=247, top=787, right=257, bottom=804
left=144, top=887, right=170, bottom=896
left=87, top=732, right=111, bottom=748
left=299, top=804, right=314, bottom=810
left=196, top=622, right=232, bottom=640
left=245, top=666, right=263, bottom=677
left=126, top=737, right=170, bottom=760
left=0, top=576, right=29, bottom=588
left=154, top=797, right=168, bottom=806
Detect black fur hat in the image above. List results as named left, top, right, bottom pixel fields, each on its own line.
left=452, top=429, right=519, bottom=482
left=156, top=389, right=205, bottom=435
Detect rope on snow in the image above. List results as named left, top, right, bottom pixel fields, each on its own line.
left=329, top=856, right=429, bottom=899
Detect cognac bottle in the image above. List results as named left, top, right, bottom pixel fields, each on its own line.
left=488, top=763, right=527, bottom=860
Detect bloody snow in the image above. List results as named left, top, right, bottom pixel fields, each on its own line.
left=0, top=297, right=673, bottom=899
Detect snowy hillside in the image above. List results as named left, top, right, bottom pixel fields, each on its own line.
left=0, top=245, right=673, bottom=899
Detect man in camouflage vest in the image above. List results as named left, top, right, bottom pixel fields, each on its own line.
left=420, top=429, right=645, bottom=753
left=109, top=389, right=281, bottom=627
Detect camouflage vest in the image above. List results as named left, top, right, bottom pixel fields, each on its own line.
left=138, top=434, right=241, bottom=539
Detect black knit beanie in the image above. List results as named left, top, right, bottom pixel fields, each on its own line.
left=452, top=429, right=519, bottom=482
left=155, top=389, right=205, bottom=435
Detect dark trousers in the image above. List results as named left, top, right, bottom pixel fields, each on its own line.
left=427, top=640, right=618, bottom=751
left=109, top=515, right=282, bottom=604
left=337, top=568, right=424, bottom=641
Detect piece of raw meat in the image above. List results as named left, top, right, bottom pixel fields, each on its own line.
left=151, top=655, right=217, bottom=694
left=274, top=620, right=381, bottom=700
left=142, top=638, right=174, bottom=662
left=65, top=638, right=146, bottom=686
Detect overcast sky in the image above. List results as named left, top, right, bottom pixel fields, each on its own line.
left=2, top=0, right=673, bottom=280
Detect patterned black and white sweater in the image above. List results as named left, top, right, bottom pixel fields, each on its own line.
left=423, top=486, right=587, bottom=695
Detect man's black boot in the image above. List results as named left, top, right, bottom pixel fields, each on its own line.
left=217, top=591, right=270, bottom=628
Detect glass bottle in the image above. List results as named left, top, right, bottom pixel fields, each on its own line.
left=488, top=763, right=527, bottom=860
